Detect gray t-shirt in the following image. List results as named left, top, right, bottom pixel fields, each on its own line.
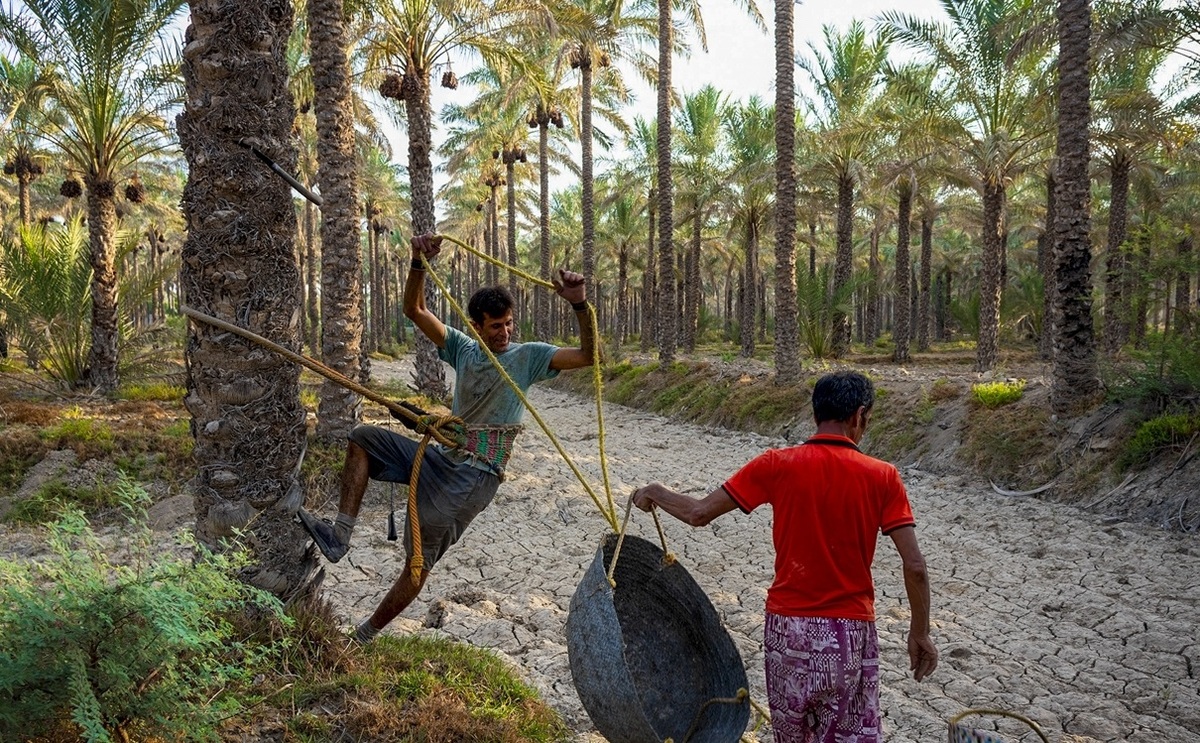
left=438, top=325, right=560, bottom=426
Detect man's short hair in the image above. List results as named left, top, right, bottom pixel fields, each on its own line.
left=812, top=371, right=875, bottom=423
left=467, top=286, right=514, bottom=325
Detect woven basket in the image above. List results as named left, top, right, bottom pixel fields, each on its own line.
left=566, top=533, right=749, bottom=743
left=948, top=709, right=1050, bottom=743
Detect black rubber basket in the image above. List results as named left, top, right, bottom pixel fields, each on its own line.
left=566, top=533, right=750, bottom=743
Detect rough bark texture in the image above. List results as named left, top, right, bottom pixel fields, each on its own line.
left=581, top=58, right=595, bottom=289
left=18, top=170, right=32, bottom=228
left=616, top=244, right=629, bottom=344
left=918, top=213, right=932, bottom=352
left=894, top=184, right=912, bottom=362
left=977, top=181, right=1006, bottom=372
left=84, top=181, right=120, bottom=393
left=311, top=0, right=363, bottom=441
left=506, top=157, right=518, bottom=302
left=741, top=220, right=758, bottom=358
left=683, top=199, right=701, bottom=352
left=1175, top=237, right=1192, bottom=335
left=1052, top=0, right=1100, bottom=411
left=1103, top=152, right=1130, bottom=354
left=832, top=174, right=854, bottom=357
left=1038, top=167, right=1057, bottom=360
left=178, top=0, right=313, bottom=597
left=656, top=0, right=676, bottom=363
left=405, top=70, right=447, bottom=397
left=641, top=187, right=656, bottom=352
left=537, top=112, right=550, bottom=338
left=772, top=0, right=799, bottom=382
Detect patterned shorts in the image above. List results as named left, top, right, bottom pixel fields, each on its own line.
left=763, top=613, right=881, bottom=743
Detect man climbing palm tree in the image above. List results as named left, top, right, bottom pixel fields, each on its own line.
left=299, top=233, right=597, bottom=642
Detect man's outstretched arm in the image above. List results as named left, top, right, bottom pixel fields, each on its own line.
left=631, top=483, right=739, bottom=527
left=550, top=268, right=597, bottom=370
left=890, top=525, right=938, bottom=681
left=404, top=233, right=447, bottom=348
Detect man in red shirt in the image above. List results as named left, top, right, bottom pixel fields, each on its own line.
left=632, top=370, right=937, bottom=742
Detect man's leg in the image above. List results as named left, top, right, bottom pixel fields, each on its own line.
left=354, top=557, right=431, bottom=642
left=764, top=614, right=880, bottom=743
left=299, top=441, right=372, bottom=563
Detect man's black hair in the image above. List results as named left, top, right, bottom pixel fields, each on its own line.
left=467, top=286, right=515, bottom=325
left=812, top=371, right=875, bottom=423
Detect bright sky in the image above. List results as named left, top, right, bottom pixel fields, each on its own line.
left=630, top=0, right=949, bottom=118
left=420, top=0, right=950, bottom=199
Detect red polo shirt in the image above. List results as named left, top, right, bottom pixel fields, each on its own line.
left=723, top=434, right=915, bottom=621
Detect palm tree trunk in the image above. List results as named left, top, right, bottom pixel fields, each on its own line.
left=867, top=222, right=880, bottom=345
left=405, top=69, right=447, bottom=397
left=488, top=186, right=500, bottom=286
left=178, top=0, right=313, bottom=597
left=684, top=199, right=701, bottom=352
left=537, top=114, right=551, bottom=338
left=311, top=0, right=364, bottom=440
left=1038, top=167, right=1057, bottom=360
left=656, top=0, right=677, bottom=363
left=581, top=58, right=596, bottom=288
left=1051, top=0, right=1099, bottom=411
left=772, top=0, right=799, bottom=382
left=1103, top=152, right=1130, bottom=354
left=918, top=212, right=932, bottom=352
left=506, top=157, right=518, bottom=301
left=641, top=186, right=656, bottom=352
left=832, top=173, right=854, bottom=356
left=808, top=221, right=816, bottom=277
left=304, top=198, right=320, bottom=354
left=84, top=180, right=119, bottom=393
left=1175, top=237, right=1192, bottom=335
left=977, top=180, right=1005, bottom=372
left=617, top=244, right=629, bottom=344
left=894, top=183, right=912, bottom=362
left=18, top=170, right=32, bottom=228
left=741, top=220, right=758, bottom=358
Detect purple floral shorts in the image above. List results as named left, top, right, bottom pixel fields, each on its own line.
left=763, top=613, right=881, bottom=743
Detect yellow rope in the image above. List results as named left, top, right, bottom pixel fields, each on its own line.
left=436, top=232, right=616, bottom=519
left=180, top=306, right=465, bottom=450
left=420, top=251, right=618, bottom=533
left=437, top=233, right=555, bottom=290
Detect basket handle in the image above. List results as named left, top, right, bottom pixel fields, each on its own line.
left=948, top=709, right=1050, bottom=743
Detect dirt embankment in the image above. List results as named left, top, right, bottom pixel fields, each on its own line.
left=546, top=351, right=1200, bottom=535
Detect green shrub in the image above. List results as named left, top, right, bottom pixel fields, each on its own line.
left=5, top=480, right=125, bottom=525
left=39, top=408, right=114, bottom=448
left=1119, top=413, right=1200, bottom=471
left=117, top=382, right=186, bottom=401
left=971, top=379, right=1026, bottom=408
left=0, top=479, right=286, bottom=742
left=1105, top=332, right=1200, bottom=412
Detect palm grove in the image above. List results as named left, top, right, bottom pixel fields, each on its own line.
left=1, top=0, right=1199, bottom=596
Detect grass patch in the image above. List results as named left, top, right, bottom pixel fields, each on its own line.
left=1119, top=412, right=1200, bottom=471
left=6, top=480, right=123, bottom=524
left=222, top=598, right=569, bottom=742
left=961, top=402, right=1053, bottom=485
left=38, top=408, right=115, bottom=450
left=970, top=379, right=1026, bottom=408
left=117, top=382, right=186, bottom=401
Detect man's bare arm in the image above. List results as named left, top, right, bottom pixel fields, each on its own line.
left=890, top=525, right=938, bottom=681
left=403, top=234, right=446, bottom=348
left=550, top=269, right=598, bottom=371
left=631, top=483, right=739, bottom=527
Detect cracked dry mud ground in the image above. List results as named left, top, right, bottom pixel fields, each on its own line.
left=318, top=360, right=1200, bottom=743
